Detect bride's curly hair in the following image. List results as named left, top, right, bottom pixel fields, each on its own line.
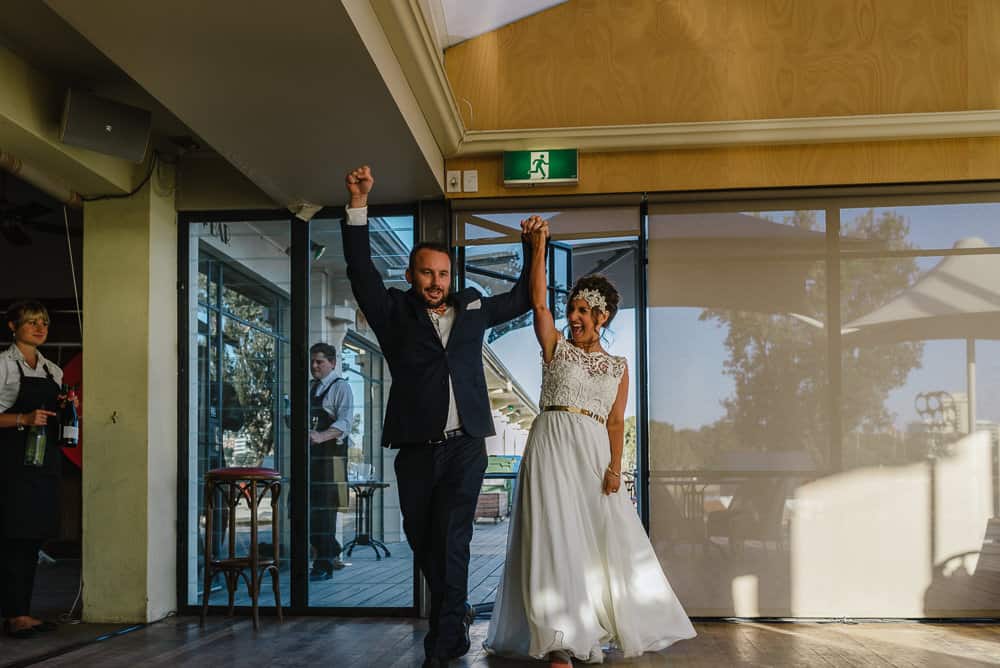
left=568, top=274, right=620, bottom=329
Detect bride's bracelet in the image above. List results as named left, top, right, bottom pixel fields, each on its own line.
left=606, top=466, right=620, bottom=478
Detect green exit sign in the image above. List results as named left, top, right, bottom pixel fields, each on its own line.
left=503, top=149, right=578, bottom=186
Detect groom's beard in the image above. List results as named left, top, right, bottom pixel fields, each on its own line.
left=424, top=297, right=446, bottom=310
left=416, top=288, right=448, bottom=310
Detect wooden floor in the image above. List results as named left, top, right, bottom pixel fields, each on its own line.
left=5, top=615, right=1000, bottom=667
left=0, top=559, right=124, bottom=668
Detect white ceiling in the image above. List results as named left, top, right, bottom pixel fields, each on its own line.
left=431, top=0, right=567, bottom=48
left=37, top=0, right=443, bottom=207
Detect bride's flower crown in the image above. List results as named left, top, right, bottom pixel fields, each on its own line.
left=571, top=287, right=607, bottom=313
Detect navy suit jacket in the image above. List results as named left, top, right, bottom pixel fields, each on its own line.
left=342, top=218, right=533, bottom=447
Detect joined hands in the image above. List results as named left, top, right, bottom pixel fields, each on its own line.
left=520, top=214, right=550, bottom=245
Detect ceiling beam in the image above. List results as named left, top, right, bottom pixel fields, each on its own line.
left=0, top=44, right=140, bottom=197
left=370, top=0, right=464, bottom=156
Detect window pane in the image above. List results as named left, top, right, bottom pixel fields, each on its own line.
left=186, top=220, right=290, bottom=609
left=552, top=246, right=569, bottom=291
left=465, top=243, right=525, bottom=343
left=646, top=207, right=827, bottom=616
left=458, top=207, right=639, bottom=245
left=831, top=252, right=999, bottom=617
left=306, top=214, right=411, bottom=608
left=647, top=209, right=829, bottom=471
left=841, top=203, right=1000, bottom=252
left=370, top=215, right=415, bottom=289
left=463, top=226, right=640, bottom=612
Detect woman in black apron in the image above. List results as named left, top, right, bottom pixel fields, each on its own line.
left=0, top=301, right=64, bottom=639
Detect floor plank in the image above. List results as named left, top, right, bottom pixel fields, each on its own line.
left=12, top=617, right=1000, bottom=668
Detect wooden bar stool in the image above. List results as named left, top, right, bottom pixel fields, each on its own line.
left=200, top=467, right=283, bottom=630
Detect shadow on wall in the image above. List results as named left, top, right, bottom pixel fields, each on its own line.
left=790, top=431, right=996, bottom=617
left=650, top=432, right=999, bottom=618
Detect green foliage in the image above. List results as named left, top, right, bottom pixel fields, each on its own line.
left=623, top=415, right=636, bottom=472
left=217, top=285, right=286, bottom=467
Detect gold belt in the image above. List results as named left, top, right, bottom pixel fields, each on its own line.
left=542, top=405, right=607, bottom=425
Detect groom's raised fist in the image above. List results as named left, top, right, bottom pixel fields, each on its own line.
left=345, top=165, right=374, bottom=207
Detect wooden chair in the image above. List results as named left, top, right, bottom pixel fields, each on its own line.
left=200, top=467, right=282, bottom=630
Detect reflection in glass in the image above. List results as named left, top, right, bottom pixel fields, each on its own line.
left=188, top=221, right=291, bottom=609
left=306, top=214, right=411, bottom=608
left=465, top=243, right=529, bottom=343
left=646, top=208, right=828, bottom=616
left=841, top=203, right=1000, bottom=251
left=459, top=207, right=639, bottom=245
left=648, top=210, right=829, bottom=469
left=841, top=250, right=1000, bottom=465
left=647, top=202, right=1000, bottom=617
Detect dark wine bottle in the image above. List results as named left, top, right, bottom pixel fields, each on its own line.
left=60, top=384, right=79, bottom=447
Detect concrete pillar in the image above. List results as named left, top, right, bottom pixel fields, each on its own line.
left=81, top=164, right=177, bottom=622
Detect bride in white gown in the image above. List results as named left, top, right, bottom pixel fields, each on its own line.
left=485, top=217, right=696, bottom=665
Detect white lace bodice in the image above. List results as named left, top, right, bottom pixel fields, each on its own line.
left=539, top=337, right=627, bottom=419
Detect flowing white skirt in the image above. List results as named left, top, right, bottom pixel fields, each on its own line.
left=484, top=411, right=696, bottom=663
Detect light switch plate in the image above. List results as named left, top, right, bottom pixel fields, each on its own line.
left=462, top=169, right=478, bottom=192
left=446, top=170, right=461, bottom=193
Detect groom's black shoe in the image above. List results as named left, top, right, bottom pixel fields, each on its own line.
left=420, top=656, right=451, bottom=668
left=428, top=603, right=476, bottom=664
left=450, top=603, right=476, bottom=658
left=308, top=560, right=332, bottom=581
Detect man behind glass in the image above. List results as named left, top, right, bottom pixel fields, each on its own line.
left=308, top=342, right=354, bottom=578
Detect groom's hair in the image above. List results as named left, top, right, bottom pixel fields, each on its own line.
left=408, top=242, right=454, bottom=272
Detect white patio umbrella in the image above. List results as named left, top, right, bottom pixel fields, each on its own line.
left=648, top=212, right=862, bottom=313
left=843, top=237, right=1000, bottom=432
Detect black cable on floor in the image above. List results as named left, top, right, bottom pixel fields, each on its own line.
left=4, top=622, right=148, bottom=667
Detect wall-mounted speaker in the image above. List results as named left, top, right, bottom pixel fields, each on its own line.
left=59, top=89, right=152, bottom=163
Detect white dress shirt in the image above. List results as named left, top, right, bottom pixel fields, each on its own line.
left=428, top=307, right=462, bottom=432
left=312, top=370, right=354, bottom=439
left=0, top=345, right=64, bottom=413
left=346, top=205, right=462, bottom=432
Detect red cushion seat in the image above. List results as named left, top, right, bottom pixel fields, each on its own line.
left=206, top=466, right=281, bottom=480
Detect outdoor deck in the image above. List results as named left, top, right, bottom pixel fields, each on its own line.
left=206, top=518, right=511, bottom=609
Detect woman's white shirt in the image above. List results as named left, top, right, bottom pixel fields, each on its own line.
left=0, top=346, right=64, bottom=413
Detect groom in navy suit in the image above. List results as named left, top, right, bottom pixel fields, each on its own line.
left=342, top=166, right=540, bottom=666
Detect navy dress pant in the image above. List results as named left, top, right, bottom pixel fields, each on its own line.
left=394, top=434, right=487, bottom=659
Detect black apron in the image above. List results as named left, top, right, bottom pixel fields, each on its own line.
left=310, top=377, right=348, bottom=507
left=0, top=359, right=62, bottom=539
left=310, top=377, right=348, bottom=449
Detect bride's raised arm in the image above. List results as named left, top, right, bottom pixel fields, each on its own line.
left=521, top=215, right=558, bottom=362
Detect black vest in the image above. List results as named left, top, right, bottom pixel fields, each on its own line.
left=311, top=376, right=348, bottom=450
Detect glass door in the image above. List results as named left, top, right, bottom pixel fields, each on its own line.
left=456, top=206, right=642, bottom=613
left=305, top=211, right=415, bottom=609
left=184, top=220, right=292, bottom=610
